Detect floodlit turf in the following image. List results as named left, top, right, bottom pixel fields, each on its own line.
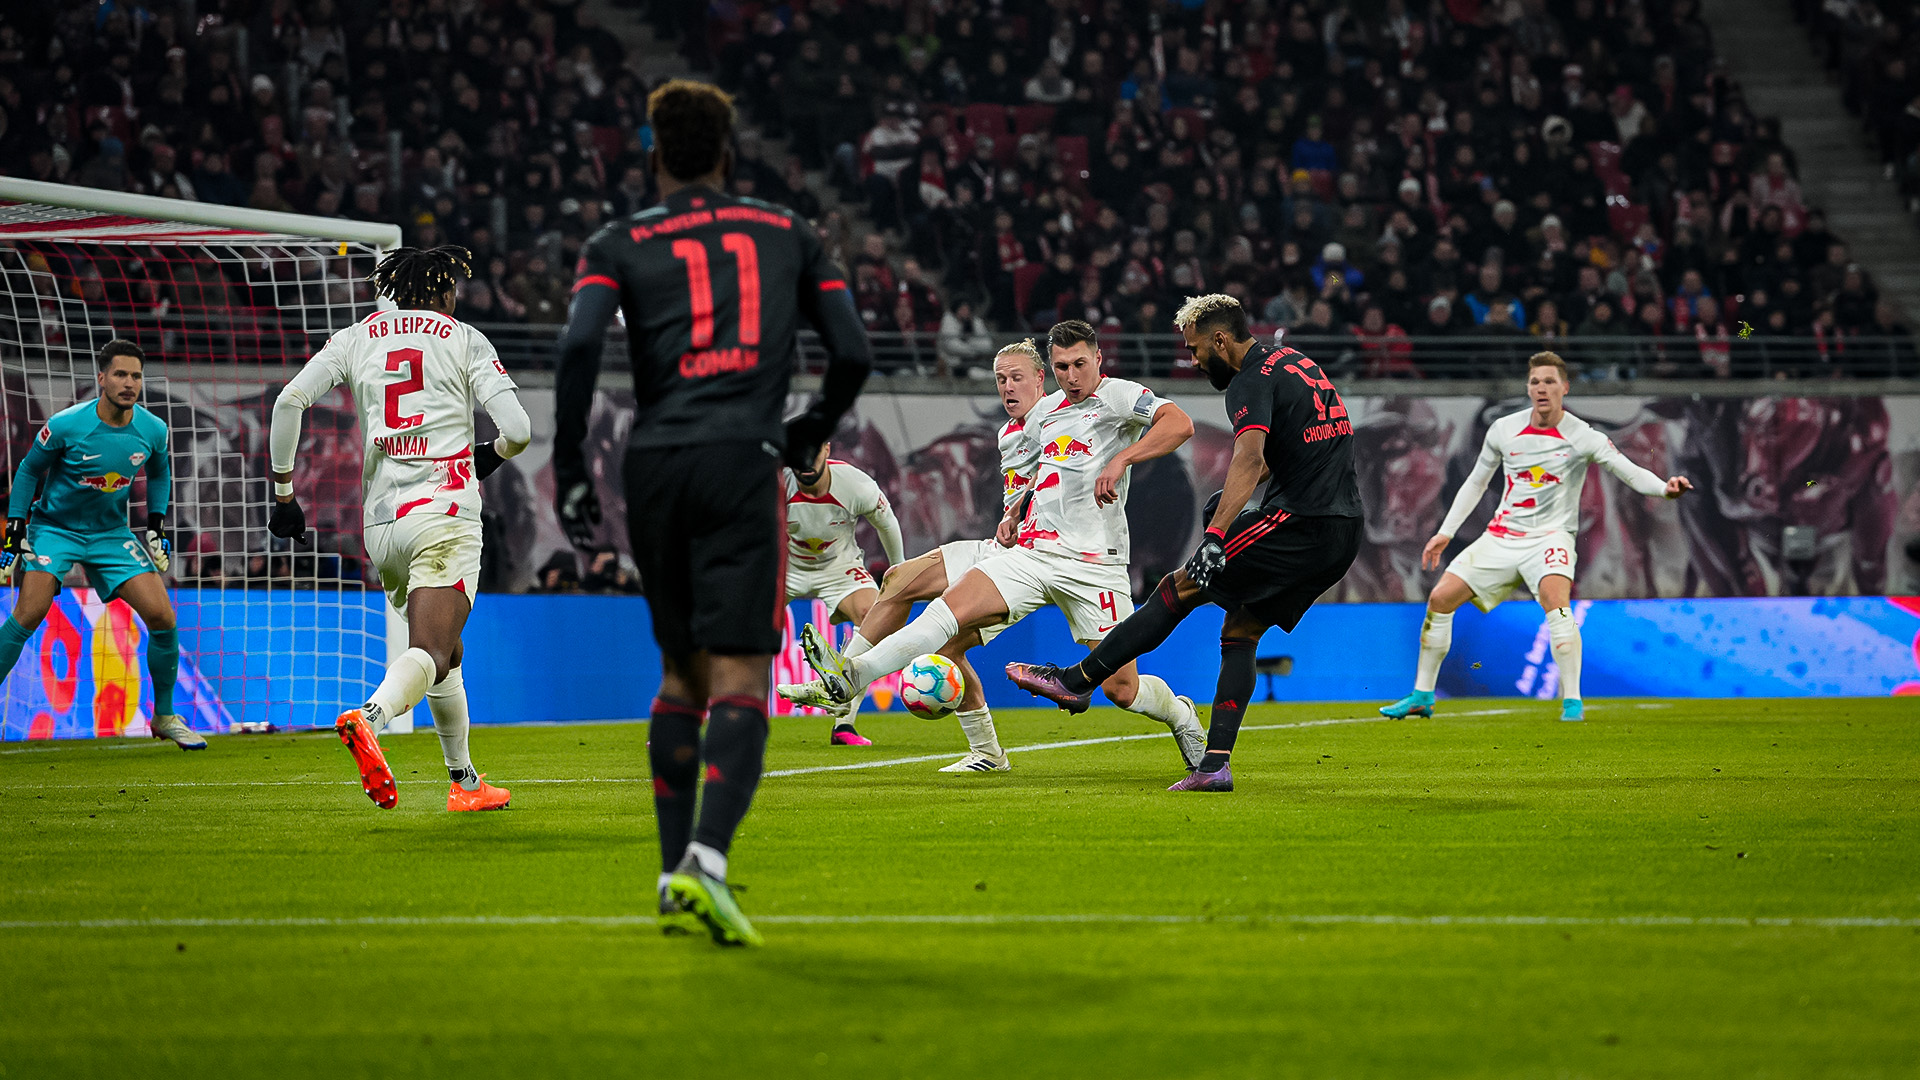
left=2, top=698, right=1916, bottom=1079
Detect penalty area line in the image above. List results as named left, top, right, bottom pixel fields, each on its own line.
left=765, top=708, right=1515, bottom=778
left=0, top=910, right=1913, bottom=931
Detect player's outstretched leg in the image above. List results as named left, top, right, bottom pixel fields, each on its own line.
left=430, top=664, right=510, bottom=810
left=1008, top=572, right=1198, bottom=712
left=1169, top=631, right=1259, bottom=792
left=115, top=573, right=205, bottom=750
left=1100, top=661, right=1205, bottom=770
left=1381, top=575, right=1473, bottom=719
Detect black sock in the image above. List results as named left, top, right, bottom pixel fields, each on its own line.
left=1201, top=636, right=1259, bottom=770
left=693, top=695, right=771, bottom=856
left=648, top=697, right=704, bottom=874
left=1068, top=574, right=1188, bottom=692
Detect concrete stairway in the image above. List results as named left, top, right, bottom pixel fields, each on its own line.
left=1703, top=0, right=1920, bottom=316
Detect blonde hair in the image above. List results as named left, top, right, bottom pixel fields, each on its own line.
left=994, top=338, right=1045, bottom=374
left=1173, top=293, right=1250, bottom=337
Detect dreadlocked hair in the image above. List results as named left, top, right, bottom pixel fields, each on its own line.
left=370, top=245, right=474, bottom=309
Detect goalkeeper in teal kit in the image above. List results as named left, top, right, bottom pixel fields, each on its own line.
left=0, top=339, right=203, bottom=749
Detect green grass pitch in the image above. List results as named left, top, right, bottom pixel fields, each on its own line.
left=3, top=698, right=1916, bottom=1078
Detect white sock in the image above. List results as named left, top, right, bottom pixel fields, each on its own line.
left=685, top=840, right=728, bottom=882
left=843, top=630, right=872, bottom=659
left=848, top=599, right=959, bottom=692
left=368, top=647, right=436, bottom=729
left=1547, top=607, right=1581, bottom=700
left=427, top=666, right=479, bottom=790
left=954, top=706, right=1002, bottom=756
left=1414, top=608, right=1453, bottom=693
left=1120, top=673, right=1179, bottom=728
left=657, top=872, right=673, bottom=895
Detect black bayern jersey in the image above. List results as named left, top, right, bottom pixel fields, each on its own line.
left=1224, top=341, right=1364, bottom=518
left=571, top=188, right=849, bottom=449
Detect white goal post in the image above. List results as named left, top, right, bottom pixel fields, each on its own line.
left=0, top=178, right=416, bottom=739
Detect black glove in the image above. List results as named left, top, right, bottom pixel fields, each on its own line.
left=145, top=512, right=171, bottom=574
left=557, top=479, right=601, bottom=548
left=1185, top=531, right=1227, bottom=590
left=268, top=497, right=310, bottom=546
left=0, top=517, right=25, bottom=577
left=783, top=411, right=835, bottom=472
left=473, top=441, right=506, bottom=482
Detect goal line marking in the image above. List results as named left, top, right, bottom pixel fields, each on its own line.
left=1, top=911, right=1913, bottom=931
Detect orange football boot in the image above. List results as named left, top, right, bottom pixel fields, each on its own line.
left=447, top=774, right=510, bottom=812
left=336, top=708, right=397, bottom=809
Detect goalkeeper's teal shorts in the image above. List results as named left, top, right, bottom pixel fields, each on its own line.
left=24, top=520, right=157, bottom=597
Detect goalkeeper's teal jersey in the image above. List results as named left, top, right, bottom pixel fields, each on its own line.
left=6, top=400, right=171, bottom=534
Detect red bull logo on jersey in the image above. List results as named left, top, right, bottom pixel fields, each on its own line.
left=1516, top=465, right=1563, bottom=487
left=79, top=472, right=134, bottom=493
left=1043, top=436, right=1095, bottom=461
left=798, top=537, right=835, bottom=554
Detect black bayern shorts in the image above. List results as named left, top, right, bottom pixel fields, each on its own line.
left=1201, top=511, right=1362, bottom=632
left=625, top=440, right=786, bottom=661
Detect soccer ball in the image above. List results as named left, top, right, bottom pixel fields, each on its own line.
left=901, top=654, right=966, bottom=719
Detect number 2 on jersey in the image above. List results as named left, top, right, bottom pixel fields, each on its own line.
left=384, top=348, right=424, bottom=430
left=672, top=233, right=761, bottom=349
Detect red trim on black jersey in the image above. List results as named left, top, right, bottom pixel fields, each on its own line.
left=572, top=274, right=619, bottom=293
left=818, top=280, right=848, bottom=291
left=1234, top=423, right=1270, bottom=436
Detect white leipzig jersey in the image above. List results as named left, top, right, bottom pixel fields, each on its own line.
left=294, top=309, right=517, bottom=528
left=1014, top=378, right=1169, bottom=565
left=998, top=411, right=1043, bottom=509
left=1439, top=408, right=1668, bottom=541
left=785, top=461, right=906, bottom=568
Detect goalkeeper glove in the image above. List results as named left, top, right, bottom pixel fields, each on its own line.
left=145, top=513, right=171, bottom=574
left=557, top=479, right=601, bottom=548
left=473, top=441, right=506, bottom=482
left=268, top=496, right=310, bottom=546
left=0, top=517, right=25, bottom=582
left=1185, top=529, right=1227, bottom=590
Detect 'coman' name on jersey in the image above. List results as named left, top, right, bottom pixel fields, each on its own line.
left=292, top=308, right=518, bottom=527
left=1441, top=408, right=1669, bottom=541
left=1014, top=378, right=1170, bottom=565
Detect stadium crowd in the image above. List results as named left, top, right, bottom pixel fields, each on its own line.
left=708, top=0, right=1916, bottom=378
left=0, top=0, right=672, bottom=330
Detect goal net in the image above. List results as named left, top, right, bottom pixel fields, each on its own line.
left=0, top=179, right=398, bottom=740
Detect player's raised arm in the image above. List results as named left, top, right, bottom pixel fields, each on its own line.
left=1094, top=382, right=1193, bottom=506
left=1587, top=430, right=1692, bottom=499
left=784, top=227, right=872, bottom=469
left=267, top=334, right=350, bottom=547
left=1429, top=427, right=1504, bottom=568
